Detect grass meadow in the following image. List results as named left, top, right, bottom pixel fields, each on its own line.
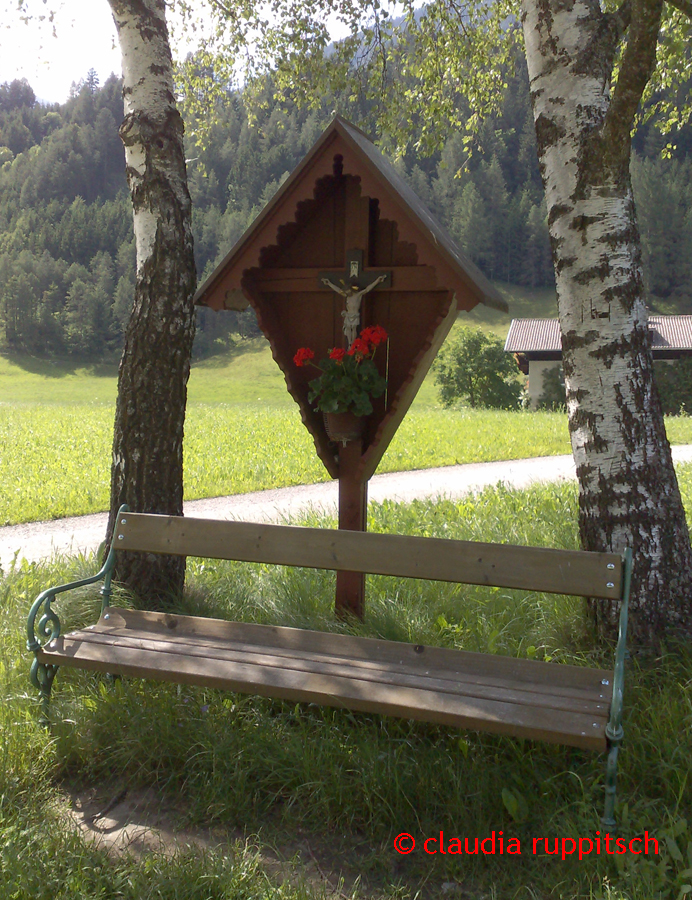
left=2, top=327, right=692, bottom=526
left=4, top=477, right=692, bottom=899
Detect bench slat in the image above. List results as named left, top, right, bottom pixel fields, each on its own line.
left=38, top=633, right=607, bottom=752
left=40, top=609, right=610, bottom=752
left=113, top=514, right=623, bottom=600
left=93, top=622, right=609, bottom=704
left=95, top=608, right=614, bottom=694
left=53, top=629, right=609, bottom=718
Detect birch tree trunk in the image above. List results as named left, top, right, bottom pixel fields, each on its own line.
left=520, top=0, right=692, bottom=642
left=105, top=0, right=197, bottom=604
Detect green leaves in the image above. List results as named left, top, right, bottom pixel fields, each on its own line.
left=307, top=353, right=387, bottom=415
left=434, top=325, right=524, bottom=410
left=501, top=786, right=529, bottom=823
left=303, top=336, right=388, bottom=416
left=176, top=0, right=521, bottom=159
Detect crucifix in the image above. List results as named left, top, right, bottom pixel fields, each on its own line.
left=319, top=250, right=391, bottom=345
left=315, top=250, right=391, bottom=620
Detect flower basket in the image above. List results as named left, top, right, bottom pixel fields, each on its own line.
left=323, top=411, right=366, bottom=445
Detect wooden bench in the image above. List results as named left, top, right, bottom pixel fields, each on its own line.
left=27, top=505, right=632, bottom=827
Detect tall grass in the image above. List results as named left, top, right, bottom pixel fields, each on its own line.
left=4, top=473, right=692, bottom=897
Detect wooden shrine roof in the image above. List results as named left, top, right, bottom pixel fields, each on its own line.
left=194, top=116, right=507, bottom=313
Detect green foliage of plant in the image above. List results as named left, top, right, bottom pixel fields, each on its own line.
left=295, top=327, right=388, bottom=415
left=434, top=326, right=524, bottom=409
left=306, top=351, right=386, bottom=415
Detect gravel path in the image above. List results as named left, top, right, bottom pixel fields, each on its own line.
left=3, top=445, right=692, bottom=570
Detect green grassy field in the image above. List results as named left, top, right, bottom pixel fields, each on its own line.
left=3, top=324, right=692, bottom=526
left=4, top=475, right=692, bottom=899
left=0, top=283, right=550, bottom=406
left=3, top=301, right=692, bottom=898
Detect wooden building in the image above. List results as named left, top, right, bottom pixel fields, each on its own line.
left=506, top=316, right=692, bottom=407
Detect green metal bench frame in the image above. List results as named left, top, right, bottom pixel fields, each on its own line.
left=27, top=504, right=632, bottom=829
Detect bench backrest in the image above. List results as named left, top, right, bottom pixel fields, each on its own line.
left=113, top=512, right=624, bottom=600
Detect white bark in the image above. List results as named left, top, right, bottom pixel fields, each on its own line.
left=521, top=0, right=692, bottom=640
left=106, top=0, right=197, bottom=603
left=109, top=0, right=189, bottom=274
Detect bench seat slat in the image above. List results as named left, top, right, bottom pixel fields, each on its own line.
left=95, top=608, right=613, bottom=693
left=114, top=514, right=623, bottom=600
left=49, top=629, right=609, bottom=718
left=38, top=639, right=607, bottom=751
left=39, top=612, right=610, bottom=752
left=91, top=624, right=609, bottom=706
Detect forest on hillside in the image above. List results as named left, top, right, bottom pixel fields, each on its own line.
left=0, top=63, right=691, bottom=361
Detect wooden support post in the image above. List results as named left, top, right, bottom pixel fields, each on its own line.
left=335, top=440, right=367, bottom=620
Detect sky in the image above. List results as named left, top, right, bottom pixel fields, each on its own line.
left=0, top=0, right=357, bottom=107
left=0, top=0, right=122, bottom=104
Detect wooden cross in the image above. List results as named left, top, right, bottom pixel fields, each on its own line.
left=319, top=250, right=391, bottom=344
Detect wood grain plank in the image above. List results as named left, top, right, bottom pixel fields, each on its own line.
left=112, top=516, right=623, bottom=600
left=50, top=629, right=609, bottom=718
left=93, top=610, right=613, bottom=694
left=360, top=291, right=456, bottom=481
left=87, top=619, right=610, bottom=704
left=38, top=639, right=606, bottom=750
left=91, top=607, right=612, bottom=699
left=252, top=267, right=440, bottom=292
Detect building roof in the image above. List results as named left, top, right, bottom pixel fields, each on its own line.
left=504, top=319, right=561, bottom=353
left=504, top=316, right=692, bottom=355
left=194, top=115, right=507, bottom=314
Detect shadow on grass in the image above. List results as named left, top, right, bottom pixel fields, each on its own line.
left=1, top=350, right=120, bottom=379
left=192, top=337, right=273, bottom=369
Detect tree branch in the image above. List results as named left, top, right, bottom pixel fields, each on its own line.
left=603, top=0, right=664, bottom=168
left=609, top=0, right=633, bottom=37
left=207, top=0, right=238, bottom=22
left=665, top=0, right=692, bottom=17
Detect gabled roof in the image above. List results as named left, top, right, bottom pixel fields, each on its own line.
left=505, top=316, right=692, bottom=355
left=504, top=319, right=561, bottom=353
left=194, top=115, right=507, bottom=313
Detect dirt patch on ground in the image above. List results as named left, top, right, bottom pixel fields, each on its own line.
left=60, top=780, right=407, bottom=899
left=63, top=781, right=225, bottom=858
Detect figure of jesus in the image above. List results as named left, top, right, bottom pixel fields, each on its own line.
left=321, top=274, right=387, bottom=344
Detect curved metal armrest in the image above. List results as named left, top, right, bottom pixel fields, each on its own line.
left=26, top=548, right=116, bottom=652
left=605, top=547, right=633, bottom=743
left=26, top=504, right=129, bottom=654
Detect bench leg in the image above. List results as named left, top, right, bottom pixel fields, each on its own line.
left=602, top=740, right=620, bottom=830
left=30, top=658, right=58, bottom=726
left=602, top=548, right=631, bottom=831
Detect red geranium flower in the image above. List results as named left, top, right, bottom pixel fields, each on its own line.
left=360, top=325, right=388, bottom=347
left=329, top=347, right=346, bottom=361
left=293, top=347, right=315, bottom=367
left=347, top=337, right=370, bottom=356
